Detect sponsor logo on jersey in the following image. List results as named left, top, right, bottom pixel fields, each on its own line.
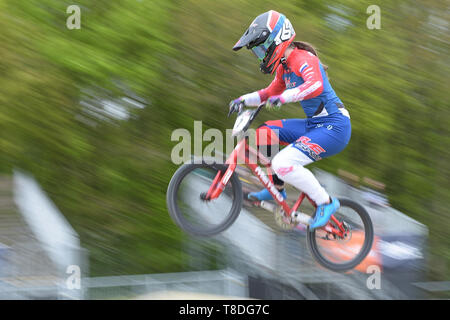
left=285, top=76, right=296, bottom=89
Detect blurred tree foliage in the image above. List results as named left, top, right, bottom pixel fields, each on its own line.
left=0, top=0, right=448, bottom=278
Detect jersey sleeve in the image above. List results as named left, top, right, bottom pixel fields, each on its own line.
left=258, top=65, right=286, bottom=103
left=280, top=51, right=324, bottom=103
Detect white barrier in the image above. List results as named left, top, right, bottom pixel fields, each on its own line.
left=12, top=170, right=86, bottom=299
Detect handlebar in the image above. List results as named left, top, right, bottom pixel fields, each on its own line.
left=231, top=103, right=265, bottom=137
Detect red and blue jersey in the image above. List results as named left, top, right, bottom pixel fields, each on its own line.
left=255, top=48, right=351, bottom=161
left=258, top=48, right=345, bottom=118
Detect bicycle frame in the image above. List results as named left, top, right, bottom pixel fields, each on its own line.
left=203, top=138, right=346, bottom=237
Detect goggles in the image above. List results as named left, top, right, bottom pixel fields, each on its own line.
left=250, top=15, right=285, bottom=62
left=251, top=42, right=271, bottom=61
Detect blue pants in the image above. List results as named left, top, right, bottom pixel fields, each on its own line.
left=261, top=112, right=351, bottom=161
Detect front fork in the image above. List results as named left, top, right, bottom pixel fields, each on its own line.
left=203, top=139, right=244, bottom=201
left=204, top=163, right=236, bottom=200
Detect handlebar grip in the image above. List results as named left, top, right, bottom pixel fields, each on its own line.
left=228, top=101, right=246, bottom=117
left=250, top=104, right=264, bottom=120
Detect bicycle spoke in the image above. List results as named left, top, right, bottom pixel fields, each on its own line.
left=175, top=166, right=235, bottom=232
left=311, top=201, right=370, bottom=268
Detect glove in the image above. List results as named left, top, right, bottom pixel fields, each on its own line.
left=228, top=97, right=245, bottom=117
left=265, top=95, right=286, bottom=111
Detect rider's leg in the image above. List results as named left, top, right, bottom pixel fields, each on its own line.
left=247, top=176, right=287, bottom=201
left=271, top=146, right=330, bottom=205
left=271, top=135, right=348, bottom=230
left=247, top=121, right=289, bottom=201
left=271, top=146, right=341, bottom=229
left=247, top=144, right=287, bottom=201
left=272, top=115, right=351, bottom=229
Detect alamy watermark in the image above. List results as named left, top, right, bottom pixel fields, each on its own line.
left=66, top=5, right=81, bottom=30
left=366, top=265, right=381, bottom=290
left=65, top=5, right=381, bottom=32
left=171, top=121, right=279, bottom=165
left=366, top=5, right=381, bottom=29
left=66, top=265, right=81, bottom=290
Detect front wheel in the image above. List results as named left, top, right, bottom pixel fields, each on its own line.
left=306, top=198, right=374, bottom=272
left=166, top=161, right=243, bottom=237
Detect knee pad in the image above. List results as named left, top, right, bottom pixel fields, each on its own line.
left=272, top=146, right=313, bottom=178
left=271, top=152, right=295, bottom=179
left=271, top=146, right=329, bottom=205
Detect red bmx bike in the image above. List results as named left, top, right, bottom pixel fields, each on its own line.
left=167, top=105, right=374, bottom=272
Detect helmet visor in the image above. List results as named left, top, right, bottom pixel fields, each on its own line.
left=251, top=44, right=268, bottom=61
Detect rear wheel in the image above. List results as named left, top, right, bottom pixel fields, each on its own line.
left=166, top=162, right=243, bottom=237
left=306, top=198, right=374, bottom=272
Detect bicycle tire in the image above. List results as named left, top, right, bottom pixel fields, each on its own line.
left=166, top=161, right=243, bottom=237
left=306, top=198, right=374, bottom=272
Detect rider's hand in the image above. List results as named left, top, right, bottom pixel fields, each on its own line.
left=228, top=97, right=245, bottom=117
left=265, top=95, right=286, bottom=111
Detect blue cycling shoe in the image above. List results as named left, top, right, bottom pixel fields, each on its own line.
left=309, top=197, right=340, bottom=230
left=248, top=188, right=287, bottom=201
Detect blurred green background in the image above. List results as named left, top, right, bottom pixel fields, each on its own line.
left=0, top=0, right=448, bottom=279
